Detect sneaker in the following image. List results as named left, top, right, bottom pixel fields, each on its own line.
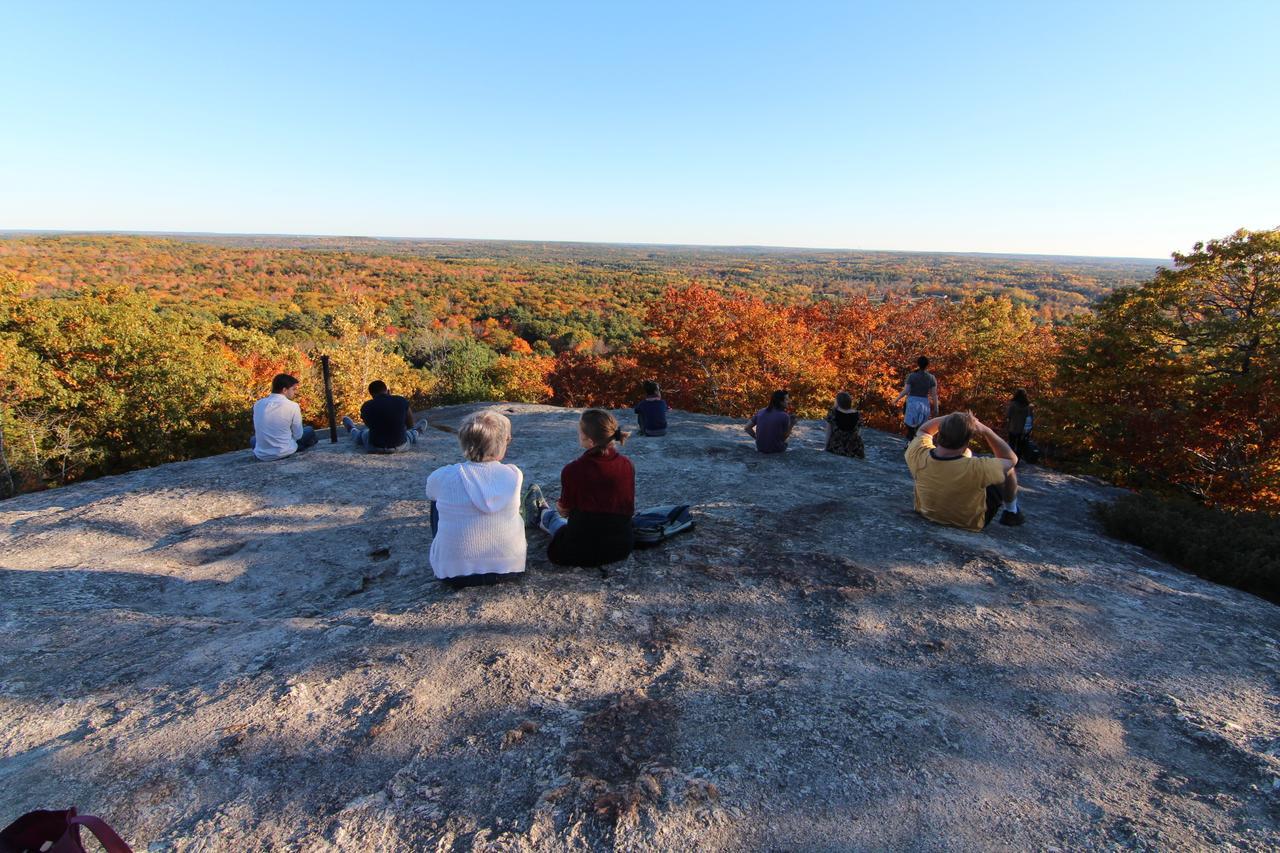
left=414, top=418, right=429, bottom=434
left=999, top=509, right=1026, bottom=527
left=523, top=484, right=550, bottom=528
left=341, top=416, right=356, bottom=433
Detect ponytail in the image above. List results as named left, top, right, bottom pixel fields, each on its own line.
left=581, top=409, right=629, bottom=452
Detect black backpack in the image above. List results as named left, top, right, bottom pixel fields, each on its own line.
left=632, top=505, right=695, bottom=547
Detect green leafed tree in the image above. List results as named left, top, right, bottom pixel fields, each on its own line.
left=0, top=278, right=253, bottom=486
left=1056, top=228, right=1280, bottom=509
left=434, top=336, right=499, bottom=404
left=319, top=293, right=433, bottom=418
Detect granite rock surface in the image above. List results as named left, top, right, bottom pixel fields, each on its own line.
left=2, top=403, right=1278, bottom=851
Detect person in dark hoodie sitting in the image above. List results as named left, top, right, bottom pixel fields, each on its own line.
left=634, top=380, right=670, bottom=436
left=342, top=380, right=427, bottom=453
left=524, top=409, right=635, bottom=568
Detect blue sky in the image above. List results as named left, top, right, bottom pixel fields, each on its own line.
left=1, top=1, right=1276, bottom=258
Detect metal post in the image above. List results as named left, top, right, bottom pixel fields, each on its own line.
left=320, top=355, right=338, bottom=443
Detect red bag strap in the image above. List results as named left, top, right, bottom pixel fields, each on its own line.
left=68, top=816, right=133, bottom=853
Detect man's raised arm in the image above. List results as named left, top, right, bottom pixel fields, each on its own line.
left=916, top=415, right=946, bottom=437
left=976, top=419, right=1018, bottom=471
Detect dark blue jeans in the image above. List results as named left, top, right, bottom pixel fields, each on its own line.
left=636, top=414, right=666, bottom=437
left=296, top=426, right=318, bottom=451
left=352, top=427, right=417, bottom=452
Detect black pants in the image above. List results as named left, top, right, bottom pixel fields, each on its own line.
left=442, top=572, right=523, bottom=589
left=984, top=484, right=1004, bottom=527
left=637, top=414, right=666, bottom=437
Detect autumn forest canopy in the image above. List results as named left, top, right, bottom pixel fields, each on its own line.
left=0, top=230, right=1276, bottom=513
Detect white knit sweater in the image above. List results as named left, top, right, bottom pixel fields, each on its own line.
left=424, top=461, right=527, bottom=578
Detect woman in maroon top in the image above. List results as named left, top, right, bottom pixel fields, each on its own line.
left=525, top=409, right=636, bottom=567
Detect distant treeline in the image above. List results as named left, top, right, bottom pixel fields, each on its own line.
left=0, top=233, right=1158, bottom=329
left=0, top=230, right=1274, bottom=512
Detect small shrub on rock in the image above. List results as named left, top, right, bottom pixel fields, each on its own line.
left=1095, top=493, right=1280, bottom=603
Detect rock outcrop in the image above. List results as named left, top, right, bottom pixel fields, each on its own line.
left=2, top=404, right=1278, bottom=850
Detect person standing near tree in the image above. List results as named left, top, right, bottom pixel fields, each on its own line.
left=1005, top=389, right=1033, bottom=457
left=894, top=356, right=939, bottom=440
left=250, top=373, right=317, bottom=461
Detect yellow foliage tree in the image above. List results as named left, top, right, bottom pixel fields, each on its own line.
left=319, top=294, right=433, bottom=418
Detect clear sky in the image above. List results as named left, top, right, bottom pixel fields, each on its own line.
left=1, top=1, right=1276, bottom=258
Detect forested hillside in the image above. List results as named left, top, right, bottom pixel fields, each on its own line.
left=0, top=231, right=1275, bottom=514
left=0, top=233, right=1157, bottom=324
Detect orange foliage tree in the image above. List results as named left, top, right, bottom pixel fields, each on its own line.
left=548, top=349, right=640, bottom=409
left=811, top=296, right=960, bottom=429
left=629, top=286, right=837, bottom=417
left=491, top=353, right=555, bottom=403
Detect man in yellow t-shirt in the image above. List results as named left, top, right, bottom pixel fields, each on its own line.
left=904, top=411, right=1025, bottom=531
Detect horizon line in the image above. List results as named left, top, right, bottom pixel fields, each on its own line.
left=0, top=227, right=1169, bottom=264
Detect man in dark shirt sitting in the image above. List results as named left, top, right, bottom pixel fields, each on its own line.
left=342, top=380, right=427, bottom=453
left=634, top=380, right=670, bottom=436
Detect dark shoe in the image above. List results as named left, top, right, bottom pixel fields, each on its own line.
left=414, top=418, right=429, bottom=434
left=999, top=509, right=1025, bottom=527
left=523, top=484, right=549, bottom=528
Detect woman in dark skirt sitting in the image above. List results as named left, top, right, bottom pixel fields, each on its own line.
left=525, top=409, right=636, bottom=568
left=824, top=391, right=865, bottom=459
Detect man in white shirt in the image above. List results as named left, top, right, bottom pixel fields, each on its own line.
left=250, top=374, right=317, bottom=461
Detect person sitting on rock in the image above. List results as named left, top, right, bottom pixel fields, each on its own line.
left=905, top=411, right=1025, bottom=530
left=342, top=380, right=427, bottom=453
left=824, top=391, right=865, bottom=459
left=634, top=380, right=670, bottom=437
left=524, top=409, right=635, bottom=568
left=746, top=390, right=796, bottom=454
left=424, top=410, right=526, bottom=588
left=250, top=373, right=318, bottom=460
left=894, top=356, right=939, bottom=440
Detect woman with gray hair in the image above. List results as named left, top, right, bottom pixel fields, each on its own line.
left=424, top=410, right=526, bottom=587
